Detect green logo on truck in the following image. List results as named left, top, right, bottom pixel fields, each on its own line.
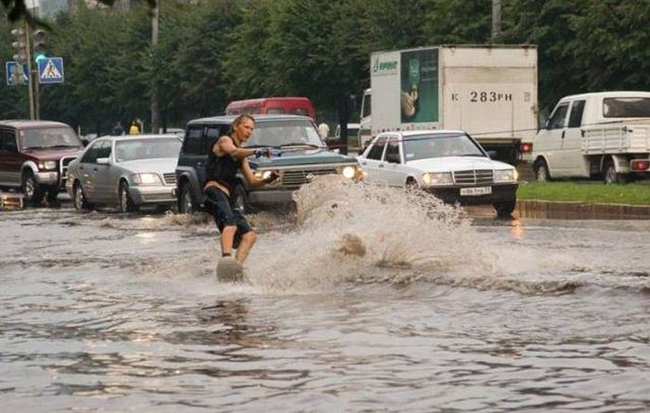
left=372, top=57, right=398, bottom=73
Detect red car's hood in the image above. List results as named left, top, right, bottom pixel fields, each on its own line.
left=21, top=147, right=83, bottom=161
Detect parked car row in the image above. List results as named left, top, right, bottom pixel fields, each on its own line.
left=1, top=115, right=522, bottom=217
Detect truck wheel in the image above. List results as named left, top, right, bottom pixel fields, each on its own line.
left=22, top=170, right=45, bottom=204
left=494, top=200, right=516, bottom=218
left=119, top=181, right=139, bottom=213
left=533, top=160, right=551, bottom=182
left=603, top=160, right=629, bottom=184
left=179, top=184, right=196, bottom=214
left=233, top=183, right=252, bottom=213
left=73, top=181, right=93, bottom=211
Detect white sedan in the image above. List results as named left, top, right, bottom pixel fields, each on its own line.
left=358, top=130, right=519, bottom=217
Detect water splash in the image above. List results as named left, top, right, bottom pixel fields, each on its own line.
left=249, top=176, right=495, bottom=291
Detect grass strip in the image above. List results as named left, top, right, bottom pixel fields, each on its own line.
left=517, top=182, right=650, bottom=205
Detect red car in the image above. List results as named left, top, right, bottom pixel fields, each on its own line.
left=225, top=97, right=316, bottom=120
left=0, top=120, right=84, bottom=204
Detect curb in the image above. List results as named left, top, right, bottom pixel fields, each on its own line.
left=517, top=199, right=650, bottom=220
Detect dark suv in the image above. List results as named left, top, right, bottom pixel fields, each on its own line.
left=0, top=120, right=84, bottom=203
left=175, top=114, right=362, bottom=213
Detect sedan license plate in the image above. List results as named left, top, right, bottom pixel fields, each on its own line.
left=460, top=186, right=492, bottom=196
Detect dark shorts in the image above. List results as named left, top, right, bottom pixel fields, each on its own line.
left=204, top=187, right=252, bottom=249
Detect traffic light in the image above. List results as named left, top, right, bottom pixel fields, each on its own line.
left=33, top=29, right=46, bottom=63
left=10, top=27, right=28, bottom=65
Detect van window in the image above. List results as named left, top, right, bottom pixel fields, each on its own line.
left=183, top=126, right=204, bottom=155
left=290, top=108, right=309, bottom=117
left=603, top=97, right=650, bottom=118
left=548, top=103, right=569, bottom=129
left=362, top=94, right=371, bottom=118
left=568, top=100, right=586, bottom=128
left=367, top=137, right=387, bottom=160
left=266, top=107, right=285, bottom=115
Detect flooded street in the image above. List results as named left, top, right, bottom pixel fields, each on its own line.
left=1, top=180, right=649, bottom=412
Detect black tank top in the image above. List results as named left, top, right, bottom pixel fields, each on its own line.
left=205, top=136, right=242, bottom=192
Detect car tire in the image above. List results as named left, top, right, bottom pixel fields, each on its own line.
left=494, top=200, right=516, bottom=218
left=73, top=181, right=92, bottom=211
left=179, top=183, right=196, bottom=214
left=533, top=160, right=552, bottom=182
left=405, top=178, right=419, bottom=190
left=603, top=159, right=629, bottom=184
left=21, top=170, right=45, bottom=204
left=119, top=181, right=139, bottom=213
left=232, top=183, right=252, bottom=213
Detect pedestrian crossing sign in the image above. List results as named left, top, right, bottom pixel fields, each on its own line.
left=37, top=57, right=64, bottom=84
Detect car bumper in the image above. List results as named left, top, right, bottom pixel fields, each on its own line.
left=249, top=189, right=295, bottom=205
left=425, top=183, right=518, bottom=205
left=129, top=186, right=176, bottom=205
left=34, top=171, right=59, bottom=186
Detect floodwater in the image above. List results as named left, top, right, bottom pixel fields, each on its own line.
left=1, top=177, right=649, bottom=412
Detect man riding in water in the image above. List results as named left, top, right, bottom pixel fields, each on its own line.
left=204, top=114, right=279, bottom=265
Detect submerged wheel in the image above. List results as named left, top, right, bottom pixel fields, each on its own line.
left=533, top=160, right=551, bottom=182
left=603, top=159, right=629, bottom=184
left=232, top=183, right=252, bottom=213
left=22, top=170, right=45, bottom=204
left=73, top=181, right=92, bottom=211
left=494, top=200, right=516, bottom=218
left=119, top=181, right=139, bottom=213
left=179, top=184, right=196, bottom=214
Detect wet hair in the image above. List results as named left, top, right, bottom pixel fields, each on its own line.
left=230, top=114, right=255, bottom=135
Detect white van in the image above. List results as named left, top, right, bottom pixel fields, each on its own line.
left=532, top=91, right=650, bottom=183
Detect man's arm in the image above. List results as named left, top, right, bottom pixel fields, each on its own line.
left=217, top=136, right=258, bottom=160
left=240, top=159, right=279, bottom=189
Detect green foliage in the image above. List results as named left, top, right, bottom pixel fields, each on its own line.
left=422, top=0, right=491, bottom=44
left=2, top=0, right=650, bottom=134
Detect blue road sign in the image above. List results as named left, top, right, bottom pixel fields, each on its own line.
left=5, top=61, right=29, bottom=86
left=37, top=57, right=64, bottom=84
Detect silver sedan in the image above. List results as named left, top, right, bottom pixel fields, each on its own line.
left=66, top=135, right=182, bottom=212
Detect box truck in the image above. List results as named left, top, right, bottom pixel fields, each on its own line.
left=359, top=45, right=538, bottom=164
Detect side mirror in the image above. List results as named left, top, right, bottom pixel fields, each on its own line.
left=486, top=150, right=498, bottom=159
left=96, top=157, right=110, bottom=165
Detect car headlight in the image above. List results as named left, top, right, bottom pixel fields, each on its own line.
left=494, top=168, right=518, bottom=183
left=38, top=161, right=57, bottom=170
left=422, top=172, right=453, bottom=186
left=131, top=173, right=162, bottom=186
left=338, top=165, right=363, bottom=181
left=254, top=170, right=273, bottom=180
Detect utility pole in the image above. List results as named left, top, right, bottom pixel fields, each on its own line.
left=491, top=0, right=501, bottom=42
left=150, top=0, right=160, bottom=134
left=25, top=20, right=36, bottom=120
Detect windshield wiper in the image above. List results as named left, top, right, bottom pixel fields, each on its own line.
left=246, top=144, right=275, bottom=148
left=278, top=143, right=320, bottom=148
